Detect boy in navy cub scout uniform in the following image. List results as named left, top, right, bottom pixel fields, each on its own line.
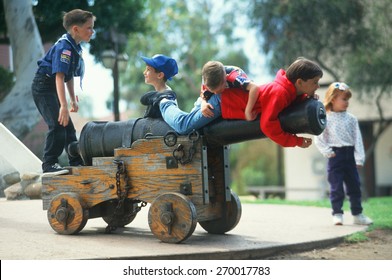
left=32, top=9, right=95, bottom=176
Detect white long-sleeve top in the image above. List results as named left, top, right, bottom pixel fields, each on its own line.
left=314, top=111, right=365, bottom=166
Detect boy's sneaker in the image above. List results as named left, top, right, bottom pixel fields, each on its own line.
left=140, top=90, right=177, bottom=106
left=154, top=91, right=176, bottom=106
left=140, top=91, right=158, bottom=105
left=353, top=214, right=373, bottom=225
left=333, top=214, right=343, bottom=225
left=42, top=163, right=69, bottom=177
left=143, top=104, right=162, bottom=118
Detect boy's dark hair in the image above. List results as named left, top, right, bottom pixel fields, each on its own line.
left=63, top=9, right=95, bottom=31
left=286, top=57, right=323, bottom=84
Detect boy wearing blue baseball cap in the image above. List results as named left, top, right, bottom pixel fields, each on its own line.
left=140, top=54, right=178, bottom=117
left=141, top=54, right=178, bottom=83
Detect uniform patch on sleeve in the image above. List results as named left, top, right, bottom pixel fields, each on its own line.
left=227, top=68, right=250, bottom=89
left=60, top=49, right=71, bottom=64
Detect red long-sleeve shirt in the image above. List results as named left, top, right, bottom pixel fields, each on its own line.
left=221, top=69, right=306, bottom=147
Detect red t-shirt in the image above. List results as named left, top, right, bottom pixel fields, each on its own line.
left=221, top=69, right=305, bottom=147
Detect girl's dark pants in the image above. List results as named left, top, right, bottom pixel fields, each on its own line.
left=31, top=73, right=83, bottom=171
left=327, top=146, right=363, bottom=216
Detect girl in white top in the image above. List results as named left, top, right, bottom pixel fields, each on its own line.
left=315, top=82, right=372, bottom=226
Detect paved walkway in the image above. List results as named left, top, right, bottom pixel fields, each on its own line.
left=0, top=198, right=367, bottom=260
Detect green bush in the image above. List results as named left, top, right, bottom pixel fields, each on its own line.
left=0, top=66, right=14, bottom=102
left=230, top=140, right=284, bottom=195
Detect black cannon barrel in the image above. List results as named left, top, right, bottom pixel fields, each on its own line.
left=73, top=118, right=173, bottom=165
left=279, top=97, right=326, bottom=135
left=202, top=98, right=326, bottom=145
left=70, top=98, right=326, bottom=165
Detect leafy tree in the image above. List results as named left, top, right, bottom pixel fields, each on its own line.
left=0, top=0, right=43, bottom=138
left=0, top=1, right=6, bottom=42
left=0, top=65, right=13, bottom=101
left=249, top=0, right=391, bottom=131
left=0, top=0, right=146, bottom=138
left=250, top=0, right=392, bottom=196
left=250, top=0, right=370, bottom=81
left=122, top=0, right=249, bottom=115
left=30, top=0, right=145, bottom=58
left=345, top=0, right=392, bottom=157
left=230, top=140, right=283, bottom=195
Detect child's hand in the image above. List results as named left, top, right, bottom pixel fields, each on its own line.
left=70, top=101, right=79, bottom=113
left=300, top=137, right=312, bottom=148
left=327, top=152, right=336, bottom=158
left=245, top=108, right=257, bottom=121
left=58, top=106, right=70, bottom=127
left=201, top=102, right=215, bottom=118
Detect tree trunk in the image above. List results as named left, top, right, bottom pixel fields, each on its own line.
left=0, top=0, right=44, bottom=139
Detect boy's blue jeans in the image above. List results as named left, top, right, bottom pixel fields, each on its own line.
left=327, top=146, right=363, bottom=216
left=160, top=94, right=222, bottom=135
left=31, top=73, right=84, bottom=171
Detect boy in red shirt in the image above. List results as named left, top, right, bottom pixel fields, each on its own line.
left=202, top=58, right=323, bottom=147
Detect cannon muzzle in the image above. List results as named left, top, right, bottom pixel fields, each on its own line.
left=69, top=98, right=326, bottom=165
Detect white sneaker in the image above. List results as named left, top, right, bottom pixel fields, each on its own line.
left=353, top=214, right=373, bottom=225
left=333, top=214, right=343, bottom=225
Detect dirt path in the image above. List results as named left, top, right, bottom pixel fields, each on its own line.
left=266, top=229, right=392, bottom=260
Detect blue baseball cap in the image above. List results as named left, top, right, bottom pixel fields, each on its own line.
left=141, top=54, right=178, bottom=80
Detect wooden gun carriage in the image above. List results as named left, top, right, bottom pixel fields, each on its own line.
left=42, top=98, right=326, bottom=243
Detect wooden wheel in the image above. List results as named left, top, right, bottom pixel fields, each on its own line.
left=148, top=192, right=197, bottom=243
left=47, top=193, right=89, bottom=235
left=199, top=191, right=242, bottom=234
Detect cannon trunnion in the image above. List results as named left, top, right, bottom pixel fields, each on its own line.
left=42, top=98, right=326, bottom=243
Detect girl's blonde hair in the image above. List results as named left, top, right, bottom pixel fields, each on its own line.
left=324, top=82, right=352, bottom=111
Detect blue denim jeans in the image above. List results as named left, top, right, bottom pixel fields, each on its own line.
left=160, top=94, right=222, bottom=135
left=32, top=73, right=83, bottom=171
